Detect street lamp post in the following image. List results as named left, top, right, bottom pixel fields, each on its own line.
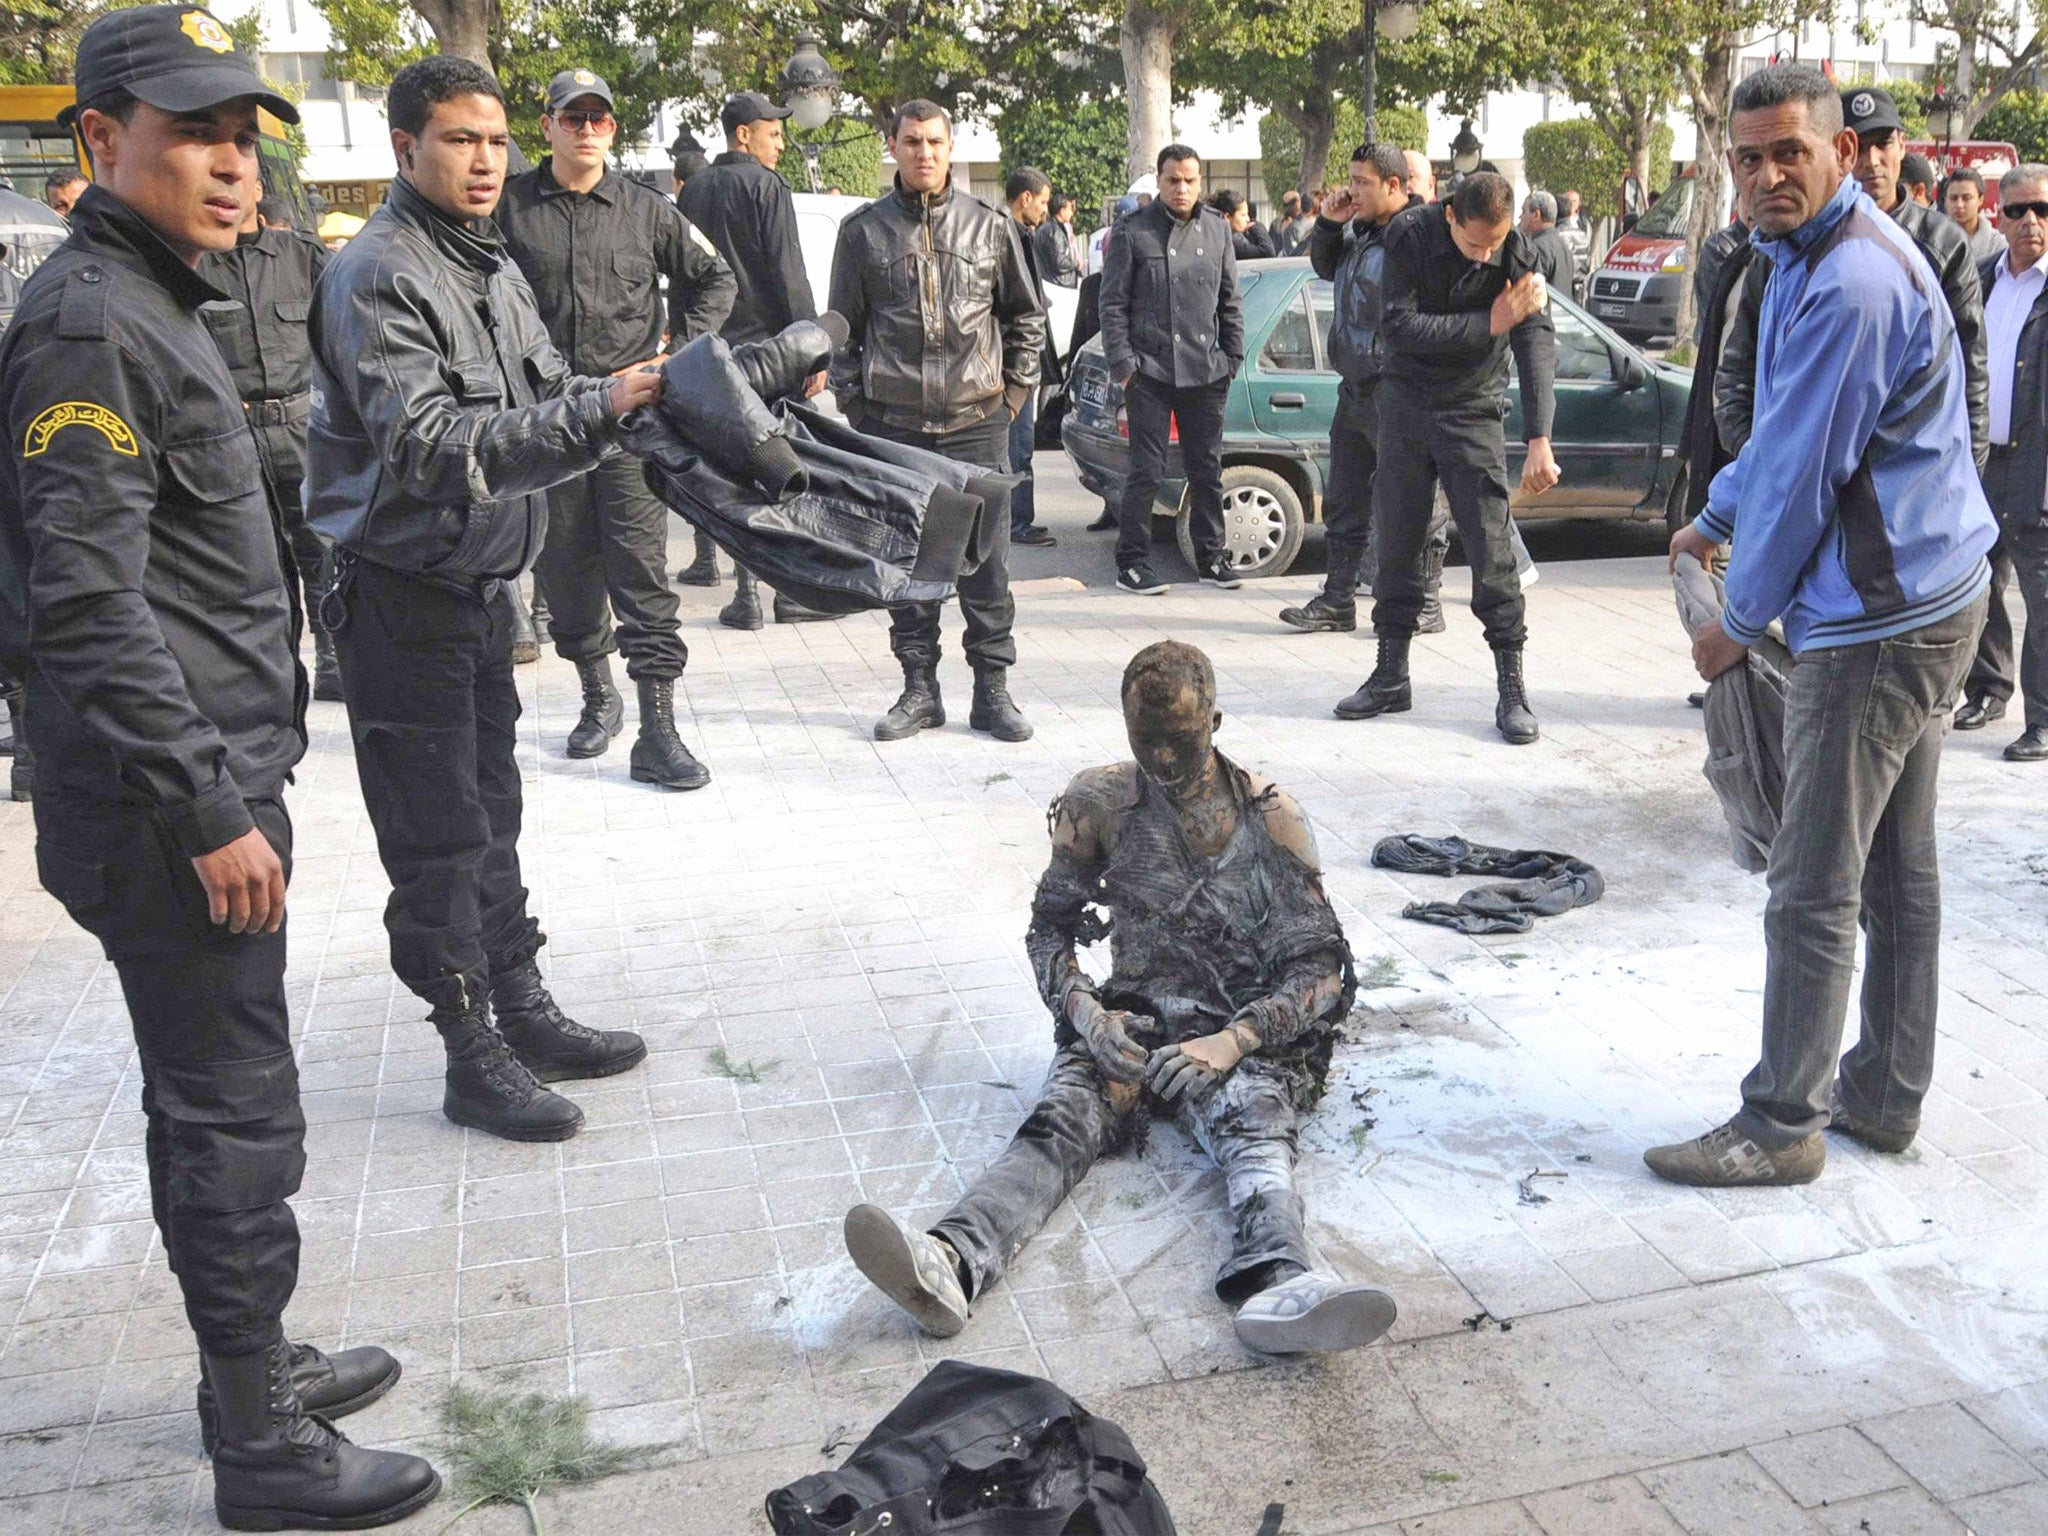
left=1450, top=118, right=1483, bottom=180
left=1361, top=0, right=1422, bottom=146
left=780, top=32, right=839, bottom=192
left=1925, top=84, right=1958, bottom=171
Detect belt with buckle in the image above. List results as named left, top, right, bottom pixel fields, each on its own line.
left=243, top=392, right=312, bottom=427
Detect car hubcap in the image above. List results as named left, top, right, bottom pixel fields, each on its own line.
left=1221, top=487, right=1287, bottom=569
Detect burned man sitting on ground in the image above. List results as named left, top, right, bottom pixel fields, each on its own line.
left=843, top=640, right=1397, bottom=1354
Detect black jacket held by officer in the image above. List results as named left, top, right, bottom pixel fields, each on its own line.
left=0, top=9, right=442, bottom=1528
left=306, top=55, right=650, bottom=1148
left=497, top=67, right=735, bottom=784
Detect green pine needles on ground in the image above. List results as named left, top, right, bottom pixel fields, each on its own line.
left=435, top=1385, right=654, bottom=1535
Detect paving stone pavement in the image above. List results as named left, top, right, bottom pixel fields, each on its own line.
left=2, top=469, right=2044, bottom=1534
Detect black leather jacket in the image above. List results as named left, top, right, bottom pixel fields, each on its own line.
left=1309, top=195, right=1420, bottom=386
left=306, top=177, right=620, bottom=585
left=828, top=179, right=1045, bottom=435
left=1100, top=198, right=1244, bottom=389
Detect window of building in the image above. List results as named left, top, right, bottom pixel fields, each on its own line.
left=260, top=53, right=340, bottom=102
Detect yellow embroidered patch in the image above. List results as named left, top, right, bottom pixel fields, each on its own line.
left=22, top=401, right=140, bottom=458
left=181, top=10, right=235, bottom=53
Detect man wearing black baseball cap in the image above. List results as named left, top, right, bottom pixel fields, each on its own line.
left=0, top=7, right=440, bottom=1529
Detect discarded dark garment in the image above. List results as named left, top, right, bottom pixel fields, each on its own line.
left=767, top=1360, right=1177, bottom=1536
left=1372, top=833, right=1604, bottom=934
left=618, top=319, right=1016, bottom=616
left=1674, top=553, right=1792, bottom=872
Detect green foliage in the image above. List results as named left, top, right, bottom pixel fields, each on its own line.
left=776, top=120, right=885, bottom=199
left=707, top=1045, right=777, bottom=1084
left=1522, top=118, right=1674, bottom=208
left=999, top=95, right=1130, bottom=232
left=437, top=1384, right=652, bottom=1535
left=1257, top=101, right=1428, bottom=204
left=1979, top=89, right=2048, bottom=161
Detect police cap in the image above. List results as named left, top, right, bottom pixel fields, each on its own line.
left=60, top=6, right=298, bottom=128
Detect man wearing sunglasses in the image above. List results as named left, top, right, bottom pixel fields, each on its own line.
left=1976, top=167, right=2048, bottom=762
left=499, top=70, right=736, bottom=788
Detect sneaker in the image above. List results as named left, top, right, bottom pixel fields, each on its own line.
left=843, top=1204, right=970, bottom=1337
left=1201, top=553, right=1244, bottom=589
left=1643, top=1120, right=1824, bottom=1186
left=1828, top=1090, right=1916, bottom=1153
left=1117, top=564, right=1167, bottom=595
left=1233, top=1273, right=1398, bottom=1355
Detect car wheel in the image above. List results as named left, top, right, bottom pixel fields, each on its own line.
left=1177, top=465, right=1306, bottom=579
left=1663, top=463, right=1691, bottom=535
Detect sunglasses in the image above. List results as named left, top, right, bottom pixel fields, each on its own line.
left=554, top=110, right=614, bottom=131
left=2003, top=200, right=2048, bottom=222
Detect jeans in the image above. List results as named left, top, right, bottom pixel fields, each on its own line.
left=1323, top=377, right=1449, bottom=602
left=1371, top=387, right=1527, bottom=649
left=1007, top=394, right=1039, bottom=534
left=533, top=452, right=688, bottom=681
left=2009, top=516, right=2048, bottom=728
left=864, top=414, right=1018, bottom=673
left=1735, top=594, right=1987, bottom=1147
left=333, top=560, right=543, bottom=1012
left=33, top=795, right=303, bottom=1357
left=1117, top=373, right=1229, bottom=570
left=932, top=1047, right=1315, bottom=1307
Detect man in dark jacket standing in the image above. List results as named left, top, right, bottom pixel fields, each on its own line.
left=309, top=56, right=657, bottom=1145
left=1337, top=172, right=1559, bottom=744
left=198, top=194, right=336, bottom=699
left=499, top=68, right=735, bottom=787
left=1101, top=144, right=1245, bottom=593
left=1034, top=193, right=1082, bottom=287
left=0, top=10, right=438, bottom=1524
left=830, top=99, right=1045, bottom=744
left=1004, top=163, right=1058, bottom=548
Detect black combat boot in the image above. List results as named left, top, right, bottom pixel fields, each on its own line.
left=433, top=1000, right=584, bottom=1140
left=875, top=665, right=944, bottom=741
left=1334, top=634, right=1413, bottom=720
left=719, top=566, right=765, bottom=630
left=199, top=1341, right=400, bottom=1455
left=630, top=677, right=710, bottom=790
left=311, top=627, right=344, bottom=703
left=773, top=592, right=836, bottom=623
left=206, top=1341, right=440, bottom=1531
left=1494, top=647, right=1540, bottom=745
left=676, top=529, right=721, bottom=586
left=1278, top=593, right=1356, bottom=632
left=1417, top=542, right=1448, bottom=634
left=968, top=668, right=1033, bottom=741
left=490, top=958, right=648, bottom=1083
left=566, top=656, right=625, bottom=759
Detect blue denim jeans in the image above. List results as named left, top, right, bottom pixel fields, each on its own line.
left=1007, top=394, right=1038, bottom=534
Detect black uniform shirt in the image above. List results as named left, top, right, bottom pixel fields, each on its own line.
left=196, top=223, right=329, bottom=403
left=499, top=158, right=737, bottom=375
left=0, top=186, right=304, bottom=856
left=677, top=151, right=817, bottom=345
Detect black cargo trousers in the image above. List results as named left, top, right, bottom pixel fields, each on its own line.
left=1323, top=375, right=1449, bottom=602
left=249, top=406, right=329, bottom=636
left=34, top=792, right=303, bottom=1358
left=532, top=452, right=688, bottom=680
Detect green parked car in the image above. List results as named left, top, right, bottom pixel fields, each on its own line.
left=1059, top=257, right=1695, bottom=579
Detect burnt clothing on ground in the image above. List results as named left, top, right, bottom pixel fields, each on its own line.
left=0, top=185, right=305, bottom=858
left=1100, top=199, right=1244, bottom=390
left=497, top=158, right=736, bottom=374
left=677, top=151, right=817, bottom=345
left=530, top=453, right=687, bottom=679
left=828, top=179, right=1045, bottom=437
left=1374, top=833, right=1604, bottom=934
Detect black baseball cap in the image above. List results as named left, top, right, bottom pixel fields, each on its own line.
left=1841, top=86, right=1904, bottom=138
left=60, top=6, right=298, bottom=129
left=545, top=69, right=614, bottom=114
left=720, top=91, right=792, bottom=135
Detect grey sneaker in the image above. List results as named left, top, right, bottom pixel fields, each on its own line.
left=844, top=1204, right=970, bottom=1337
left=1828, top=1091, right=1916, bottom=1154
left=1643, top=1120, right=1824, bottom=1186
left=1233, top=1272, right=1398, bottom=1355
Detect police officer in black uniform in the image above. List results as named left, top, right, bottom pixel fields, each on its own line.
left=198, top=193, right=337, bottom=699
left=0, top=9, right=439, bottom=1527
left=499, top=69, right=736, bottom=786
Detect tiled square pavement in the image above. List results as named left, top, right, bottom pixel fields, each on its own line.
left=2, top=472, right=2044, bottom=1532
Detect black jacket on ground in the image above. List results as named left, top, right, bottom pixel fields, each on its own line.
left=828, top=178, right=1045, bottom=435
left=1980, top=251, right=2048, bottom=523
left=677, top=150, right=817, bottom=345
left=1100, top=198, right=1244, bottom=389
left=1376, top=200, right=1557, bottom=438
left=1682, top=222, right=1753, bottom=525
left=498, top=158, right=736, bottom=374
left=0, top=186, right=304, bottom=856
left=1309, top=194, right=1422, bottom=385
left=306, top=176, right=618, bottom=585
left=197, top=223, right=329, bottom=404
left=1032, top=217, right=1081, bottom=286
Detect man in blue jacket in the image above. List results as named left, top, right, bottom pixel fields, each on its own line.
left=1653, top=65, right=1996, bottom=1186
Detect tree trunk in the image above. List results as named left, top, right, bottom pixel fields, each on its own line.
left=1673, top=42, right=1733, bottom=351
left=1121, top=0, right=1177, bottom=181
left=1298, top=110, right=1338, bottom=198
left=408, top=0, right=497, bottom=67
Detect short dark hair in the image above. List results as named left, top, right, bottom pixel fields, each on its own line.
left=256, top=195, right=292, bottom=224
left=1157, top=143, right=1199, bottom=174
left=1209, top=188, right=1244, bottom=216
left=79, top=88, right=139, bottom=126
left=1049, top=192, right=1074, bottom=218
left=387, top=56, right=505, bottom=138
left=44, top=169, right=86, bottom=197
left=1730, top=64, right=1844, bottom=134
left=890, top=99, right=949, bottom=139
left=1449, top=170, right=1515, bottom=226
left=1945, top=165, right=1985, bottom=194
left=1121, top=640, right=1215, bottom=715
left=1899, top=153, right=1937, bottom=190
left=1005, top=165, right=1050, bottom=201
left=1353, top=142, right=1407, bottom=183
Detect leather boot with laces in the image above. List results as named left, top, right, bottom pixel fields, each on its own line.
left=968, top=668, right=1033, bottom=741
left=199, top=1340, right=401, bottom=1455
left=676, top=530, right=721, bottom=586
left=719, top=566, right=765, bottom=630
left=1335, top=635, right=1413, bottom=720
left=207, top=1341, right=440, bottom=1531
left=490, top=959, right=647, bottom=1083
left=312, top=629, right=343, bottom=703
left=1493, top=646, right=1540, bottom=745
left=1278, top=592, right=1357, bottom=632
left=566, top=656, right=624, bottom=759
left=630, top=677, right=710, bottom=790
left=433, top=999, right=584, bottom=1140
left=875, top=665, right=944, bottom=741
